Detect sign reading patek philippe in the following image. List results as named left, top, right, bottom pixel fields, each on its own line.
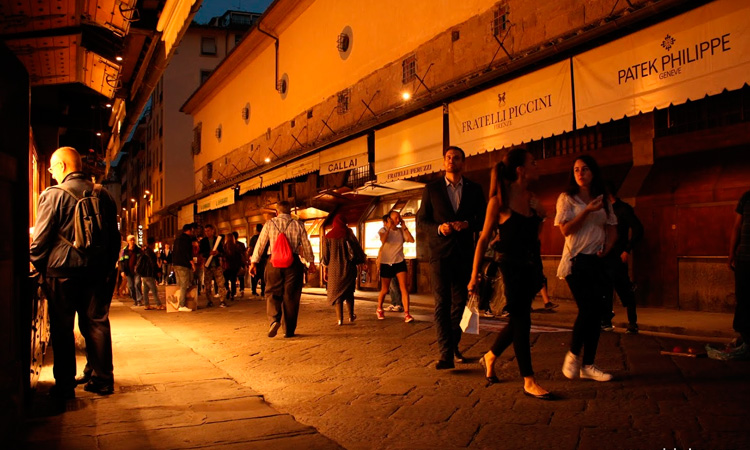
left=449, top=60, right=573, bottom=155
left=573, top=0, right=750, bottom=127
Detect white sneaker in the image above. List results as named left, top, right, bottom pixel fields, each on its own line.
left=579, top=364, right=613, bottom=382
left=178, top=306, right=192, bottom=312
left=562, top=351, right=581, bottom=379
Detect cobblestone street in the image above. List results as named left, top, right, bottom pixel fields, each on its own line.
left=29, top=289, right=745, bottom=450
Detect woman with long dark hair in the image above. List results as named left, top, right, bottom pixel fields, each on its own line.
left=468, top=148, right=551, bottom=399
left=321, top=214, right=364, bottom=325
left=555, top=154, right=617, bottom=382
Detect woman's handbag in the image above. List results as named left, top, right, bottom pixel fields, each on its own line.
left=345, top=233, right=367, bottom=265
left=460, top=293, right=480, bottom=334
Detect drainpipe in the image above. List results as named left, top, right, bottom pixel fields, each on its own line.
left=257, top=19, right=279, bottom=91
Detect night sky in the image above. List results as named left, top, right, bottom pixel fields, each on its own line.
left=194, top=0, right=274, bottom=24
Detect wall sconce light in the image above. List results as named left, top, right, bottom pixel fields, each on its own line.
left=401, top=92, right=411, bottom=101
left=264, top=157, right=271, bottom=163
left=115, top=56, right=123, bottom=62
left=95, top=131, right=102, bottom=136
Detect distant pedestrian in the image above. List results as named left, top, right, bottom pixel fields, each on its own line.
left=250, top=201, right=316, bottom=338
left=200, top=224, right=228, bottom=308
left=417, top=146, right=486, bottom=370
left=321, top=214, right=364, bottom=325
left=729, top=189, right=750, bottom=347
left=172, top=223, right=197, bottom=312
left=159, top=243, right=173, bottom=285
left=555, top=155, right=617, bottom=382
left=377, top=215, right=404, bottom=313
left=248, top=224, right=267, bottom=297
left=223, top=232, right=244, bottom=301
left=602, top=180, right=643, bottom=333
left=136, top=236, right=163, bottom=310
left=119, top=235, right=143, bottom=306
left=233, top=231, right=247, bottom=297
left=29, top=146, right=121, bottom=398
left=375, top=211, right=415, bottom=322
left=468, top=149, right=551, bottom=399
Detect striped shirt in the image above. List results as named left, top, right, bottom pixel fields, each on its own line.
left=250, top=214, right=315, bottom=264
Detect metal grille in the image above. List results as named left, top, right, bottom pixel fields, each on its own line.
left=348, top=163, right=375, bottom=189
left=527, top=119, right=630, bottom=161
left=337, top=89, right=351, bottom=115
left=492, top=8, right=509, bottom=37
left=655, top=86, right=750, bottom=137
left=402, top=55, right=416, bottom=84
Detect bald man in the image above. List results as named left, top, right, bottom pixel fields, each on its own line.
left=30, top=147, right=121, bottom=399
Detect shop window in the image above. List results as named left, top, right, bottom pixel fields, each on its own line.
left=654, top=86, right=750, bottom=137
left=363, top=214, right=416, bottom=259
left=201, top=36, right=217, bottom=55
left=192, top=123, right=202, bottom=155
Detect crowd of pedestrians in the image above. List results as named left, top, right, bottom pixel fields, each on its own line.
left=31, top=145, right=749, bottom=403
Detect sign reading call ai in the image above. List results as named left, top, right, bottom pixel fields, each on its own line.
left=320, top=152, right=368, bottom=175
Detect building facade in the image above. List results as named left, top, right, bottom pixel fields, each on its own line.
left=130, top=11, right=259, bottom=242
left=175, top=0, right=749, bottom=311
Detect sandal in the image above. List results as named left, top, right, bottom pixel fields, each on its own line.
left=376, top=309, right=385, bottom=320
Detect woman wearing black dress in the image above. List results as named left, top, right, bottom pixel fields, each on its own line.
left=468, top=148, right=551, bottom=399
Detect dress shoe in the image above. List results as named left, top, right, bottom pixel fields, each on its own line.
left=478, top=354, right=501, bottom=385
left=83, top=380, right=114, bottom=396
left=454, top=348, right=468, bottom=364
left=284, top=333, right=295, bottom=338
left=435, top=360, right=455, bottom=370
left=523, top=388, right=554, bottom=400
left=268, top=321, right=281, bottom=338
left=75, top=372, right=92, bottom=385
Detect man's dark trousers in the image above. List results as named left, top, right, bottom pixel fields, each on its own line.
left=46, top=266, right=116, bottom=388
left=265, top=258, right=304, bottom=336
left=431, top=253, right=472, bottom=361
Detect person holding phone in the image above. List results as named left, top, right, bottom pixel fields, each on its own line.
left=555, top=155, right=617, bottom=382
left=375, top=211, right=415, bottom=323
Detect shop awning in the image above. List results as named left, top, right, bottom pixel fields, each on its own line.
left=196, top=188, right=235, bottom=213
left=573, top=0, right=750, bottom=127
left=449, top=60, right=574, bottom=154
left=353, top=179, right=425, bottom=197
left=319, top=136, right=369, bottom=175
left=374, top=108, right=443, bottom=183
left=177, top=203, right=195, bottom=229
left=239, top=153, right=320, bottom=194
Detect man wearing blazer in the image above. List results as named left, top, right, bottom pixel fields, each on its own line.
left=417, top=146, right=486, bottom=369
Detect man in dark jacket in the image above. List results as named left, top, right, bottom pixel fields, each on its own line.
left=136, top=236, right=163, bottom=309
left=417, top=146, right=486, bottom=369
left=30, top=147, right=120, bottom=398
left=172, top=223, right=196, bottom=311
left=119, top=235, right=143, bottom=306
left=602, top=181, right=644, bottom=334
left=200, top=224, right=227, bottom=307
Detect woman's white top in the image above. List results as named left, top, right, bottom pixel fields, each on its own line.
left=554, top=192, right=617, bottom=279
left=379, top=227, right=405, bottom=264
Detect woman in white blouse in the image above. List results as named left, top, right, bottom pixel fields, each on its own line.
left=554, top=155, right=617, bottom=382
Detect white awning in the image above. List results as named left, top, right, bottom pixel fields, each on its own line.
left=177, top=203, right=195, bottom=229
left=353, top=179, right=425, bottom=197
left=238, top=177, right=261, bottom=195
left=449, top=60, right=573, bottom=154
left=573, top=0, right=750, bottom=127
left=196, top=188, right=235, bottom=213
left=374, top=108, right=444, bottom=183
left=319, top=136, right=369, bottom=175
left=238, top=153, right=320, bottom=195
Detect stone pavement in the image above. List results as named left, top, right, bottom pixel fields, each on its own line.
left=24, top=287, right=749, bottom=450
left=23, top=296, right=343, bottom=450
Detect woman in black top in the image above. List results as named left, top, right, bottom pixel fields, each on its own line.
left=468, top=148, right=551, bottom=399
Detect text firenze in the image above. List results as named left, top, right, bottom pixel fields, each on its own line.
left=618, top=33, right=731, bottom=85
left=461, top=94, right=552, bottom=133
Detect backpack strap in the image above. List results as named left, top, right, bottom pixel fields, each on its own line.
left=49, top=185, right=82, bottom=250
